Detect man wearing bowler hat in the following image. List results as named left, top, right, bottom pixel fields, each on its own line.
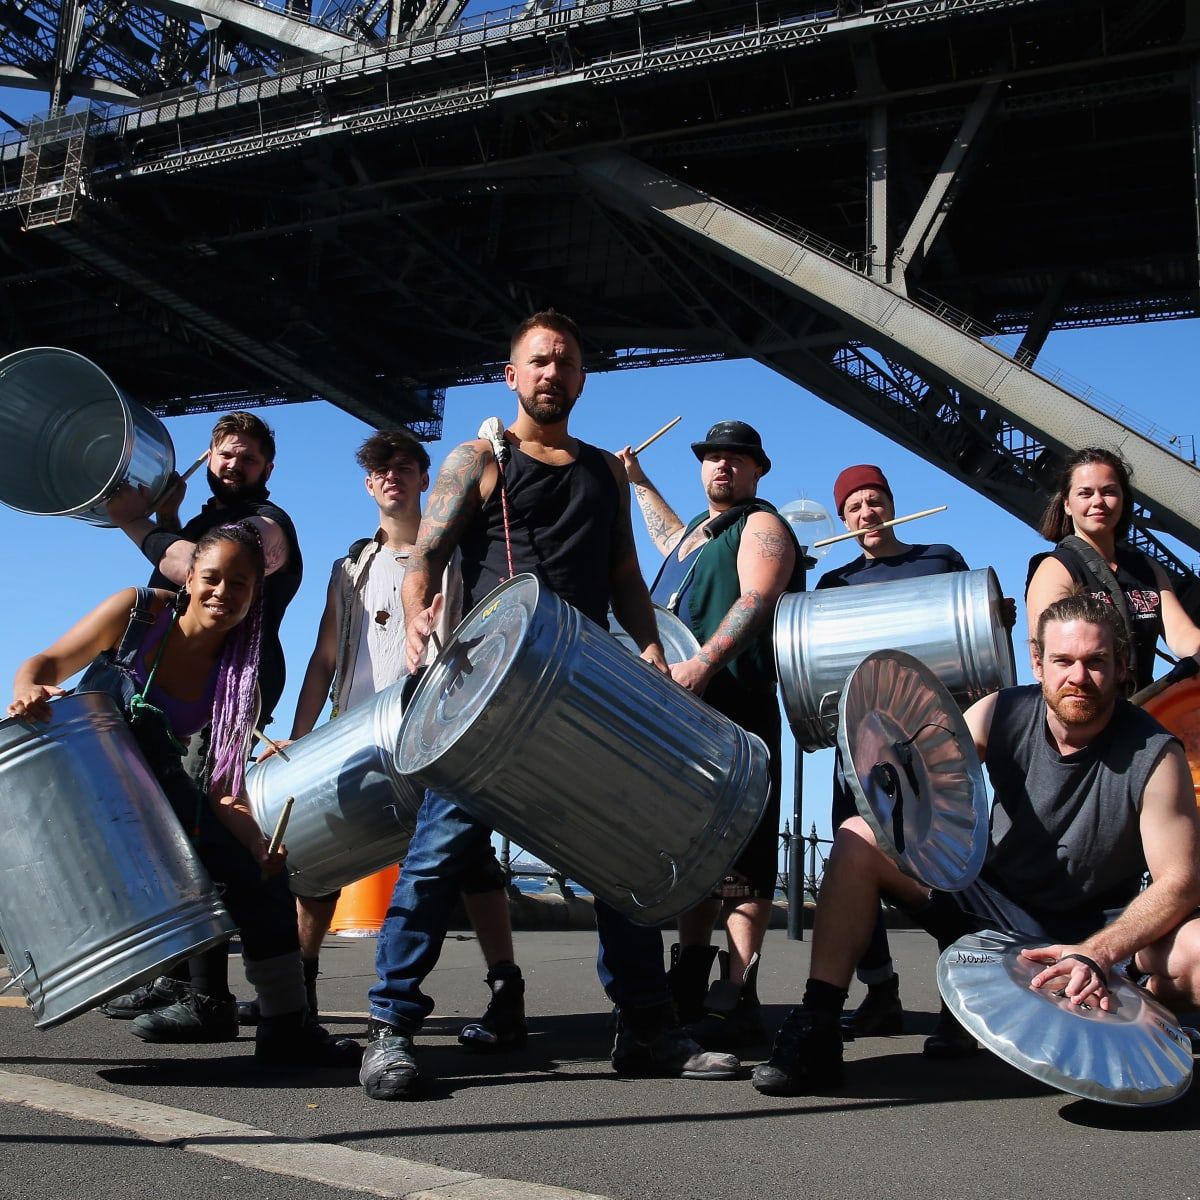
left=619, top=420, right=801, bottom=1049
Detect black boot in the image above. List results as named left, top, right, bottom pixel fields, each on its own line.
left=254, top=1009, right=359, bottom=1069
left=302, top=956, right=320, bottom=1021
left=458, top=961, right=527, bottom=1052
left=840, top=973, right=904, bottom=1040
left=687, top=952, right=767, bottom=1049
left=360, top=1018, right=422, bottom=1099
left=130, top=991, right=238, bottom=1044
left=99, top=975, right=191, bottom=1021
left=752, top=1007, right=844, bottom=1095
left=667, top=943, right=719, bottom=1026
left=923, top=1001, right=978, bottom=1059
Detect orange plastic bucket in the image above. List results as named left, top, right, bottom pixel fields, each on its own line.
left=1142, top=677, right=1200, bottom=807
left=329, top=864, right=399, bottom=937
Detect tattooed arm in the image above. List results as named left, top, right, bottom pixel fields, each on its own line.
left=401, top=438, right=495, bottom=675
left=604, top=451, right=669, bottom=674
left=670, top=511, right=797, bottom=695
left=615, top=445, right=685, bottom=556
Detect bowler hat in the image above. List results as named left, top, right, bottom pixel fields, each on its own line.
left=690, top=420, right=771, bottom=474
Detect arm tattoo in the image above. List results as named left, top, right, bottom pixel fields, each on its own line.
left=698, top=589, right=770, bottom=669
left=416, top=442, right=486, bottom=575
left=752, top=530, right=789, bottom=561
left=632, top=481, right=684, bottom=555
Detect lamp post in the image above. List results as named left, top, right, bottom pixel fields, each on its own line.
left=778, top=499, right=834, bottom=940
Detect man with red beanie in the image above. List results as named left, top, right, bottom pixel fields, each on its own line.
left=815, top=464, right=971, bottom=1054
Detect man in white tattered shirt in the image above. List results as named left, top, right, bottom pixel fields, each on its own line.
left=268, top=429, right=524, bottom=1049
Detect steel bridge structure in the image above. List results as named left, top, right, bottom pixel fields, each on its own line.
left=2, top=0, right=1199, bottom=603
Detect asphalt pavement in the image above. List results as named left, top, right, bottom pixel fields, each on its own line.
left=3, top=926, right=1199, bottom=1200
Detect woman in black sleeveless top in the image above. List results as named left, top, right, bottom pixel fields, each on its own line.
left=1025, top=447, right=1200, bottom=691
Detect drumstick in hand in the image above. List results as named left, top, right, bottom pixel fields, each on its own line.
left=179, top=449, right=210, bottom=484
left=255, top=726, right=290, bottom=762
left=262, top=797, right=294, bottom=878
left=813, top=505, right=948, bottom=548
left=633, top=416, right=682, bottom=456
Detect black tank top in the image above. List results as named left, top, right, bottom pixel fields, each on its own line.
left=460, top=441, right=617, bottom=625
left=1026, top=546, right=1162, bottom=690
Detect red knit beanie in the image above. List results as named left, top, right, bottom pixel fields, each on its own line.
left=833, top=464, right=892, bottom=516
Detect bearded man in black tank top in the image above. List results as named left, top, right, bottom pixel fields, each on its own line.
left=359, top=311, right=741, bottom=1101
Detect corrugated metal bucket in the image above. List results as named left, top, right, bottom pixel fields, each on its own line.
left=245, top=678, right=423, bottom=898
left=0, top=346, right=176, bottom=527
left=0, top=692, right=235, bottom=1028
left=775, top=567, right=1015, bottom=751
left=396, top=574, right=771, bottom=927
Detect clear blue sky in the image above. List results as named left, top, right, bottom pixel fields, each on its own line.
left=2, top=322, right=1196, bottom=853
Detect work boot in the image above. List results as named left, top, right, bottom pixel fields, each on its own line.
left=254, top=1010, right=359, bottom=1069
left=130, top=991, right=238, bottom=1044
left=458, top=961, right=527, bottom=1052
left=923, top=1002, right=978, bottom=1059
left=751, top=1007, right=844, bottom=1095
left=687, top=952, right=767, bottom=1050
left=98, top=975, right=190, bottom=1021
left=840, top=973, right=904, bottom=1040
left=612, top=1003, right=740, bottom=1079
left=667, top=942, right=719, bottom=1026
left=360, top=1018, right=422, bottom=1099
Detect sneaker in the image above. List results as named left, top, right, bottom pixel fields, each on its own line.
left=840, top=974, right=904, bottom=1040
left=459, top=963, right=527, bottom=1052
left=612, top=1007, right=740, bottom=1079
left=130, top=992, right=239, bottom=1044
left=98, top=975, right=190, bottom=1021
left=360, top=1019, right=422, bottom=1099
left=751, top=1007, right=843, bottom=1095
left=922, top=1003, right=978, bottom=1060
left=255, top=1010, right=360, bottom=1069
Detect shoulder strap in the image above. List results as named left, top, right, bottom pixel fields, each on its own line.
left=1058, top=535, right=1139, bottom=680
left=111, top=587, right=160, bottom=666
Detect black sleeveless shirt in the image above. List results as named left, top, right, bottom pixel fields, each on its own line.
left=459, top=441, right=617, bottom=625
left=1026, top=545, right=1162, bottom=691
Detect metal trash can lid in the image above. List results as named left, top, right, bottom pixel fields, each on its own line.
left=398, top=573, right=542, bottom=775
left=607, top=604, right=700, bottom=666
left=837, top=648, right=988, bottom=892
left=938, top=929, right=1194, bottom=1107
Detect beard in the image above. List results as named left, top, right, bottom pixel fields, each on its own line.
left=206, top=467, right=269, bottom=506
left=518, top=385, right=576, bottom=426
left=705, top=479, right=735, bottom=504
left=1043, top=682, right=1109, bottom=727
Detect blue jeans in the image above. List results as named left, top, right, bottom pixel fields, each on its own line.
left=369, top=790, right=671, bottom=1033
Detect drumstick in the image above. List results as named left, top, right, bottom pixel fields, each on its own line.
left=179, top=448, right=209, bottom=484
left=812, top=505, right=949, bottom=549
left=262, top=796, right=294, bottom=877
left=255, top=726, right=290, bottom=762
left=633, top=416, right=682, bottom=456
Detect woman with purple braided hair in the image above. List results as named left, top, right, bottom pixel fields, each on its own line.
left=9, top=521, right=358, bottom=1070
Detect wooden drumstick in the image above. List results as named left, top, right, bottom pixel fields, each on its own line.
left=179, top=448, right=210, bottom=484
left=266, top=797, right=294, bottom=860
left=633, top=416, right=682, bottom=456
left=813, top=505, right=949, bottom=548
left=255, top=725, right=290, bottom=762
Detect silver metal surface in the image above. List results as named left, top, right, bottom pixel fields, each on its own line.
left=397, top=574, right=771, bottom=926
left=938, top=929, right=1194, bottom=1107
left=607, top=604, right=701, bottom=666
left=245, top=678, right=422, bottom=897
left=0, top=692, right=235, bottom=1028
left=0, top=347, right=176, bottom=526
left=838, top=650, right=987, bottom=892
left=775, top=567, right=1015, bottom=750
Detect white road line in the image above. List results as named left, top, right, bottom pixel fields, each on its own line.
left=0, top=1069, right=611, bottom=1200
